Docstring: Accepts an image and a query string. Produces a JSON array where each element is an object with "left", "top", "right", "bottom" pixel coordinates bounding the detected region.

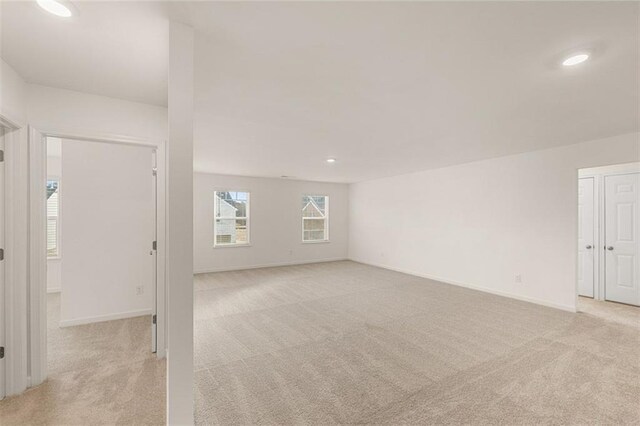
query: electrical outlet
[
  {"left": 136, "top": 285, "right": 144, "bottom": 295},
  {"left": 515, "top": 274, "right": 522, "bottom": 284}
]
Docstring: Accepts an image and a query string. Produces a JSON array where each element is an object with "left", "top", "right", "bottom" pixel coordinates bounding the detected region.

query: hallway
[{"left": 0, "top": 294, "right": 165, "bottom": 425}]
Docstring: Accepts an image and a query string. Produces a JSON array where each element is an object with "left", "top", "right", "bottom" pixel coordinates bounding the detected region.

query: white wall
[
  {"left": 0, "top": 58, "right": 26, "bottom": 125},
  {"left": 349, "top": 132, "right": 640, "bottom": 312},
  {"left": 0, "top": 62, "right": 166, "bottom": 139},
  {"left": 26, "top": 84, "right": 167, "bottom": 141},
  {"left": 60, "top": 138, "right": 154, "bottom": 326},
  {"left": 194, "top": 173, "right": 349, "bottom": 273}
]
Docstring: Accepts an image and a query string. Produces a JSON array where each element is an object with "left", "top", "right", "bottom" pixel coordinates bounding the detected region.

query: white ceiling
[
  {"left": 1, "top": 1, "right": 169, "bottom": 106},
  {"left": 191, "top": 2, "right": 639, "bottom": 182},
  {"left": 2, "top": 2, "right": 638, "bottom": 183}
]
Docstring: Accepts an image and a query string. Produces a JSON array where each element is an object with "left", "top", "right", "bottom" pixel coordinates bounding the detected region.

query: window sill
[
  {"left": 302, "top": 240, "right": 331, "bottom": 244},
  {"left": 213, "top": 243, "right": 252, "bottom": 249}
]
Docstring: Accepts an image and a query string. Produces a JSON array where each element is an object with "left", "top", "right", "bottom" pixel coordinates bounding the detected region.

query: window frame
[
  {"left": 213, "top": 190, "right": 251, "bottom": 248},
  {"left": 301, "top": 194, "right": 330, "bottom": 243},
  {"left": 47, "top": 177, "right": 62, "bottom": 259}
]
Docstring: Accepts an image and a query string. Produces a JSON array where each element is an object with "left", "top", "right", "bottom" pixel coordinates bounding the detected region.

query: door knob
[
  {"left": 606, "top": 246, "right": 614, "bottom": 251},
  {"left": 586, "top": 245, "right": 592, "bottom": 249}
]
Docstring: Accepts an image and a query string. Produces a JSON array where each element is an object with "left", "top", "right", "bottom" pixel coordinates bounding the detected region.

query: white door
[
  {"left": 578, "top": 178, "right": 595, "bottom": 297},
  {"left": 604, "top": 173, "right": 640, "bottom": 306}
]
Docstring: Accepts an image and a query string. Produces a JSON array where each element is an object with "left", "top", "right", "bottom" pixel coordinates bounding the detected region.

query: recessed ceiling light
[
  {"left": 326, "top": 158, "right": 336, "bottom": 163},
  {"left": 37, "top": 0, "right": 74, "bottom": 17},
  {"left": 562, "top": 53, "right": 589, "bottom": 67}
]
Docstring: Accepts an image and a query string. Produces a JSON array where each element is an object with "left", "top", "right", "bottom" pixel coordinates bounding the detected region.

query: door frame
[
  {"left": 577, "top": 177, "right": 596, "bottom": 298},
  {"left": 577, "top": 162, "right": 640, "bottom": 305},
  {"left": 0, "top": 113, "right": 28, "bottom": 398},
  {"left": 26, "top": 129, "right": 167, "bottom": 388},
  {"left": 0, "top": 126, "right": 4, "bottom": 400}
]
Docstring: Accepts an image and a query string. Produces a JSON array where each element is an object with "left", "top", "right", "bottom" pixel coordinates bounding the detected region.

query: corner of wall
[{"left": 0, "top": 58, "right": 27, "bottom": 126}]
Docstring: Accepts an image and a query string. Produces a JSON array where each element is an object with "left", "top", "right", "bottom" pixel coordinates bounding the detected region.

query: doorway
[
  {"left": 45, "top": 136, "right": 158, "bottom": 347},
  {"left": 577, "top": 162, "right": 640, "bottom": 307},
  {"left": 0, "top": 127, "right": 166, "bottom": 419},
  {"left": 34, "top": 135, "right": 166, "bottom": 421}
]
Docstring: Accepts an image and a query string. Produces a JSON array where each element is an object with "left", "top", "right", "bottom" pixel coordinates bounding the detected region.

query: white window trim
[
  {"left": 47, "top": 176, "right": 62, "bottom": 259},
  {"left": 301, "top": 194, "right": 330, "bottom": 243},
  {"left": 214, "top": 190, "right": 251, "bottom": 248}
]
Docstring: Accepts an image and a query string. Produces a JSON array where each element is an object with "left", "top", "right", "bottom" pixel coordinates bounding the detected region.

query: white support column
[{"left": 167, "top": 21, "right": 194, "bottom": 425}]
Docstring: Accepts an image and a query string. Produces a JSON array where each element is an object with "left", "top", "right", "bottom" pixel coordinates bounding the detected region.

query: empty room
[{"left": 0, "top": 1, "right": 639, "bottom": 425}]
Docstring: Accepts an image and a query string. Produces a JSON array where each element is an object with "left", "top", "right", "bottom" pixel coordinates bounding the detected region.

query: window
[
  {"left": 47, "top": 179, "right": 60, "bottom": 257},
  {"left": 214, "top": 191, "right": 250, "bottom": 246},
  {"left": 302, "top": 195, "right": 329, "bottom": 242}
]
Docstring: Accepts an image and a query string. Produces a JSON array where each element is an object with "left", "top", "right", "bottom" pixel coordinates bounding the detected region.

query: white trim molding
[
  {"left": 59, "top": 309, "right": 153, "bottom": 328},
  {"left": 350, "top": 259, "right": 577, "bottom": 313},
  {"left": 3, "top": 125, "right": 29, "bottom": 397},
  {"left": 193, "top": 257, "right": 348, "bottom": 275}
]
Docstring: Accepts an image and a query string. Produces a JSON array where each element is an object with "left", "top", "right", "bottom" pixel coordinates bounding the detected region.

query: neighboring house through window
[
  {"left": 47, "top": 179, "right": 60, "bottom": 257},
  {"left": 302, "top": 195, "right": 329, "bottom": 242},
  {"left": 214, "top": 191, "right": 250, "bottom": 246}
]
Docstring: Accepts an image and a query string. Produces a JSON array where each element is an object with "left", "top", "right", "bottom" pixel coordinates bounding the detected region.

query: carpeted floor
[
  {"left": 578, "top": 295, "right": 640, "bottom": 328},
  {"left": 1, "top": 261, "right": 638, "bottom": 425},
  {"left": 194, "top": 261, "right": 640, "bottom": 425},
  {"left": 0, "top": 293, "right": 165, "bottom": 425}
]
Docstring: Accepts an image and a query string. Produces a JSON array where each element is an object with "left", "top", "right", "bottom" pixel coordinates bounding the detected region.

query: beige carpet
[
  {"left": 578, "top": 295, "right": 640, "bottom": 329},
  {"left": 0, "top": 293, "right": 165, "bottom": 425},
  {"left": 194, "top": 261, "right": 640, "bottom": 425},
  {"left": 2, "top": 262, "right": 638, "bottom": 425}
]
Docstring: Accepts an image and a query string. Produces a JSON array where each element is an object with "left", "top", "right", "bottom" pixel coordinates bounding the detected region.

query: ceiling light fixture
[
  {"left": 326, "top": 158, "right": 336, "bottom": 163},
  {"left": 562, "top": 53, "right": 589, "bottom": 67},
  {"left": 37, "top": 0, "right": 74, "bottom": 17}
]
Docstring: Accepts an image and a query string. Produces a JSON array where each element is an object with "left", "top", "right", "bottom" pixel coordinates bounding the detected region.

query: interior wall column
[{"left": 167, "top": 21, "right": 194, "bottom": 425}]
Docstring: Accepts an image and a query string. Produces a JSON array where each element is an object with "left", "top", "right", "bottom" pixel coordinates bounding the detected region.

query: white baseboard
[
  {"left": 350, "top": 259, "right": 577, "bottom": 313},
  {"left": 47, "top": 287, "right": 61, "bottom": 294},
  {"left": 59, "top": 308, "right": 152, "bottom": 327},
  {"left": 194, "top": 257, "right": 348, "bottom": 274}
]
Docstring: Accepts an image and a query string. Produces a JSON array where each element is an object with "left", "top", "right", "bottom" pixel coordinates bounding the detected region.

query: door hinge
[
  {"left": 0, "top": 248, "right": 4, "bottom": 261},
  {"left": 0, "top": 150, "right": 4, "bottom": 162},
  {"left": 152, "top": 314, "right": 157, "bottom": 325},
  {"left": 152, "top": 167, "right": 157, "bottom": 176},
  {"left": 152, "top": 241, "right": 157, "bottom": 251},
  {"left": 0, "top": 347, "right": 4, "bottom": 359}
]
